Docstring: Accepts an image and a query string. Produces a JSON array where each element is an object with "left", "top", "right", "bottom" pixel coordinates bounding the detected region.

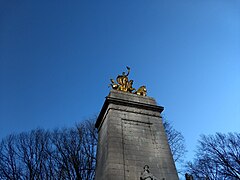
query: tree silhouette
[
  {"left": 0, "top": 119, "right": 97, "bottom": 180},
  {"left": 186, "top": 132, "right": 240, "bottom": 179}
]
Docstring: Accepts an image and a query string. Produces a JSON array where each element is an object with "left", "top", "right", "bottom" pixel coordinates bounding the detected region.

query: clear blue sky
[{"left": 0, "top": 0, "right": 239, "bottom": 162}]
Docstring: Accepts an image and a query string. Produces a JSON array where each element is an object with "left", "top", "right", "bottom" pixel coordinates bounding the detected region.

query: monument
[{"left": 95, "top": 67, "right": 179, "bottom": 180}]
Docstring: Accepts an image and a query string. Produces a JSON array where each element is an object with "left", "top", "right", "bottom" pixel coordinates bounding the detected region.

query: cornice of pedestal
[{"left": 95, "top": 90, "right": 164, "bottom": 129}]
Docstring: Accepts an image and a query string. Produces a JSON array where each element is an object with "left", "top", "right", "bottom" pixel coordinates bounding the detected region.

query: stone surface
[{"left": 95, "top": 90, "right": 179, "bottom": 180}]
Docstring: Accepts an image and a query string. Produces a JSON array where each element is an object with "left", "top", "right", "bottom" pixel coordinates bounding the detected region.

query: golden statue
[
  {"left": 135, "top": 86, "right": 147, "bottom": 96},
  {"left": 109, "top": 66, "right": 147, "bottom": 96},
  {"left": 126, "top": 80, "right": 135, "bottom": 93}
]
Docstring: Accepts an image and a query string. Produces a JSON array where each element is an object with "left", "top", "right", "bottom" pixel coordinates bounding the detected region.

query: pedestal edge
[{"left": 95, "top": 91, "right": 164, "bottom": 129}]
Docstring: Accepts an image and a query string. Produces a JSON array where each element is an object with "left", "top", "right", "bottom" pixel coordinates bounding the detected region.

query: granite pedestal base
[{"left": 95, "top": 90, "right": 178, "bottom": 180}]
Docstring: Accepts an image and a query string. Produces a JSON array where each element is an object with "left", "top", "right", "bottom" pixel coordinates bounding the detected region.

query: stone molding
[{"left": 95, "top": 90, "right": 164, "bottom": 129}]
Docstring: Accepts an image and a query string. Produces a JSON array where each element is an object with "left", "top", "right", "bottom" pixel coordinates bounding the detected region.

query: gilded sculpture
[{"left": 109, "top": 66, "right": 147, "bottom": 96}]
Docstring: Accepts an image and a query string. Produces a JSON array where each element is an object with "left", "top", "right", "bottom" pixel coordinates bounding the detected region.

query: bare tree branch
[{"left": 186, "top": 132, "right": 240, "bottom": 179}]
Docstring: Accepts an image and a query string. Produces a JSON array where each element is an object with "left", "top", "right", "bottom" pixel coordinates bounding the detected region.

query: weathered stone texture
[{"left": 95, "top": 90, "right": 179, "bottom": 180}]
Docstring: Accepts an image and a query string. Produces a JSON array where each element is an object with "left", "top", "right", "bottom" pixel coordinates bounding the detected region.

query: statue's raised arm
[{"left": 126, "top": 66, "right": 130, "bottom": 76}]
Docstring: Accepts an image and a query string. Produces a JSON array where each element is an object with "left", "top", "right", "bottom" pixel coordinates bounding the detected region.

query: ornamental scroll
[{"left": 109, "top": 66, "right": 147, "bottom": 96}]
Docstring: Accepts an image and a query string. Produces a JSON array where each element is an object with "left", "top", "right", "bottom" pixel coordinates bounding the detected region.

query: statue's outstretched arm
[
  {"left": 110, "top": 79, "right": 115, "bottom": 83},
  {"left": 126, "top": 66, "right": 130, "bottom": 76}
]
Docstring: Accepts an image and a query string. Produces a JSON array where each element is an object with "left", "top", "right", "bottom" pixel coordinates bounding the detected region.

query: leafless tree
[
  {"left": 50, "top": 119, "right": 97, "bottom": 180},
  {"left": 186, "top": 132, "right": 240, "bottom": 180},
  {"left": 16, "top": 129, "right": 51, "bottom": 180},
  {"left": 0, "top": 119, "right": 97, "bottom": 180},
  {"left": 0, "top": 129, "right": 52, "bottom": 180},
  {"left": 0, "top": 134, "right": 21, "bottom": 180},
  {"left": 77, "top": 120, "right": 97, "bottom": 179},
  {"left": 162, "top": 118, "right": 187, "bottom": 165}
]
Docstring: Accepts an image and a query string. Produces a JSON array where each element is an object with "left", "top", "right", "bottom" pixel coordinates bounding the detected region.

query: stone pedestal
[{"left": 95, "top": 90, "right": 179, "bottom": 180}]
